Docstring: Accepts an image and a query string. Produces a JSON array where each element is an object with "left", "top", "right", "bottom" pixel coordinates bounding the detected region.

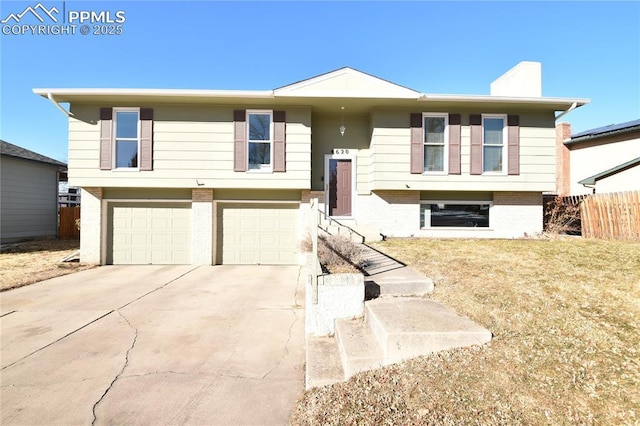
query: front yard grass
[
  {"left": 291, "top": 238, "right": 640, "bottom": 425},
  {"left": 0, "top": 239, "right": 93, "bottom": 291}
]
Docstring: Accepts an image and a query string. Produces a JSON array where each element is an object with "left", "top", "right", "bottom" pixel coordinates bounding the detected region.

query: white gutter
[
  {"left": 34, "top": 88, "right": 275, "bottom": 99},
  {"left": 47, "top": 93, "right": 73, "bottom": 117},
  {"left": 419, "top": 93, "right": 589, "bottom": 107},
  {"left": 555, "top": 101, "right": 578, "bottom": 121}
]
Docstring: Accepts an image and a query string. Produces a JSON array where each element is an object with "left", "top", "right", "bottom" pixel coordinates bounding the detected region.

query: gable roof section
[
  {"left": 566, "top": 119, "right": 640, "bottom": 146},
  {"left": 578, "top": 157, "right": 640, "bottom": 185},
  {"left": 0, "top": 140, "right": 66, "bottom": 167},
  {"left": 273, "top": 67, "right": 421, "bottom": 99}
]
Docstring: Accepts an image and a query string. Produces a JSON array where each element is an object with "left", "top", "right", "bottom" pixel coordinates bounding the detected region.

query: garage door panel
[
  {"left": 109, "top": 203, "right": 191, "bottom": 265},
  {"left": 130, "top": 250, "right": 149, "bottom": 263},
  {"left": 217, "top": 204, "right": 298, "bottom": 265},
  {"left": 171, "top": 234, "right": 190, "bottom": 245},
  {"left": 172, "top": 218, "right": 189, "bottom": 228}
]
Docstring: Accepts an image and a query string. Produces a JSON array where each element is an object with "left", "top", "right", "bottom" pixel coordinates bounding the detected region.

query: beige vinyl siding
[
  {"left": 0, "top": 156, "right": 59, "bottom": 243},
  {"left": 67, "top": 105, "right": 311, "bottom": 189},
  {"left": 369, "top": 110, "right": 557, "bottom": 192},
  {"left": 103, "top": 188, "right": 192, "bottom": 200},
  {"left": 310, "top": 113, "right": 370, "bottom": 193}
]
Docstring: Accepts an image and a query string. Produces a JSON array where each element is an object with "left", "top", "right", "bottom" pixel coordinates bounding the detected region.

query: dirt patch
[{"left": 0, "top": 239, "right": 94, "bottom": 291}]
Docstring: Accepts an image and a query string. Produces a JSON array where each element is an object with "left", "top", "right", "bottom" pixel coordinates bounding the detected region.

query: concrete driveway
[{"left": 0, "top": 265, "right": 305, "bottom": 425}]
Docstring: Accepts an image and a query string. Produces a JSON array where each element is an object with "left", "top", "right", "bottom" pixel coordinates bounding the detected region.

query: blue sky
[{"left": 1, "top": 1, "right": 639, "bottom": 162}]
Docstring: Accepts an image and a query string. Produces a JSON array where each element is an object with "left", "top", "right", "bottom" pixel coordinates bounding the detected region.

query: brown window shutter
[
  {"left": 507, "top": 115, "right": 520, "bottom": 175},
  {"left": 448, "top": 114, "right": 461, "bottom": 175},
  {"left": 273, "top": 110, "right": 286, "bottom": 172},
  {"left": 469, "top": 114, "right": 482, "bottom": 175},
  {"left": 233, "top": 110, "right": 247, "bottom": 172},
  {"left": 99, "top": 108, "right": 113, "bottom": 170},
  {"left": 139, "top": 108, "right": 153, "bottom": 171},
  {"left": 410, "top": 113, "right": 423, "bottom": 174}
]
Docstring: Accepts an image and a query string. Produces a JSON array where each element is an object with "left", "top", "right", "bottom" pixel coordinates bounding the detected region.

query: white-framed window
[
  {"left": 113, "top": 108, "right": 140, "bottom": 169},
  {"left": 482, "top": 114, "right": 507, "bottom": 174},
  {"left": 247, "top": 110, "right": 273, "bottom": 171},
  {"left": 420, "top": 201, "right": 491, "bottom": 228},
  {"left": 423, "top": 113, "right": 448, "bottom": 173}
]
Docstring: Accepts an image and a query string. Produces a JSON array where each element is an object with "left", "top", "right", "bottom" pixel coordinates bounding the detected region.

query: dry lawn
[
  {"left": 291, "top": 238, "right": 640, "bottom": 425},
  {"left": 0, "top": 239, "right": 93, "bottom": 291}
]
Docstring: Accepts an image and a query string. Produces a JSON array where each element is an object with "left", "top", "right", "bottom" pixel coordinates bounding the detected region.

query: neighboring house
[
  {"left": 34, "top": 62, "right": 589, "bottom": 265},
  {"left": 0, "top": 140, "right": 67, "bottom": 243},
  {"left": 556, "top": 119, "right": 640, "bottom": 195}
]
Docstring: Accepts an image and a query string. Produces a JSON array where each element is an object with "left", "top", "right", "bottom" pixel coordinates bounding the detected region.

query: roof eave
[
  {"left": 565, "top": 126, "right": 640, "bottom": 146},
  {"left": 33, "top": 88, "right": 590, "bottom": 112},
  {"left": 419, "top": 94, "right": 590, "bottom": 109},
  {"left": 33, "top": 88, "right": 276, "bottom": 102}
]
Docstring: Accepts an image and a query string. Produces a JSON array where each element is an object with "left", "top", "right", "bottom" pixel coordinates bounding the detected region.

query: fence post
[{"left": 311, "top": 198, "right": 319, "bottom": 304}]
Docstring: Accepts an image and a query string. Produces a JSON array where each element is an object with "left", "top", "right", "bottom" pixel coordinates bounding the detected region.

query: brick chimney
[{"left": 555, "top": 122, "right": 572, "bottom": 195}]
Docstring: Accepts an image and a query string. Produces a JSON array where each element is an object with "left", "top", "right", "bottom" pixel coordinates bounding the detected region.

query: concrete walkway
[
  {"left": 1, "top": 265, "right": 305, "bottom": 425},
  {"left": 361, "top": 244, "right": 434, "bottom": 297},
  {"left": 306, "top": 244, "right": 491, "bottom": 389}
]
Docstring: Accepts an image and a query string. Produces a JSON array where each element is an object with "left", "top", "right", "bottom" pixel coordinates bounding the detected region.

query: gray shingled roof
[
  {"left": 0, "top": 140, "right": 66, "bottom": 167},
  {"left": 566, "top": 119, "right": 640, "bottom": 145}
]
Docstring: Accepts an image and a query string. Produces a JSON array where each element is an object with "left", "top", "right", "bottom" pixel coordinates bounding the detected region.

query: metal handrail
[{"left": 316, "top": 208, "right": 366, "bottom": 242}]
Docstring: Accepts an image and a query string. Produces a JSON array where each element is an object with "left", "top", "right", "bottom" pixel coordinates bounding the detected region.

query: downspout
[
  {"left": 581, "top": 183, "right": 596, "bottom": 194},
  {"left": 47, "top": 93, "right": 74, "bottom": 117},
  {"left": 555, "top": 101, "right": 578, "bottom": 121}
]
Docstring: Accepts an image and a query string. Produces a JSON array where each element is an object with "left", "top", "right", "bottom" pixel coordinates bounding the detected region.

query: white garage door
[
  {"left": 109, "top": 203, "right": 191, "bottom": 264},
  {"left": 217, "top": 203, "right": 299, "bottom": 265}
]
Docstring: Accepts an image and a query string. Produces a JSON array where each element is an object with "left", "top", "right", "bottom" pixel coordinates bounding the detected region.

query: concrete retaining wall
[{"left": 305, "top": 262, "right": 365, "bottom": 336}]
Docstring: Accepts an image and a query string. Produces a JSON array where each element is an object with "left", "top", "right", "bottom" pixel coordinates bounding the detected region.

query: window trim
[
  {"left": 482, "top": 114, "right": 508, "bottom": 175},
  {"left": 422, "top": 113, "right": 449, "bottom": 175},
  {"left": 246, "top": 109, "right": 274, "bottom": 173},
  {"left": 113, "top": 107, "right": 141, "bottom": 171},
  {"left": 420, "top": 200, "right": 493, "bottom": 229}
]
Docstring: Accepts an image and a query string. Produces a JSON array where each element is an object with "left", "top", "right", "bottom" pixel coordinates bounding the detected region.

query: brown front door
[{"left": 329, "top": 159, "right": 352, "bottom": 216}]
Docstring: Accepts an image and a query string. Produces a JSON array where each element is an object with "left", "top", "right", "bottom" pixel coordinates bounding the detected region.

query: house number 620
[{"left": 333, "top": 149, "right": 350, "bottom": 154}]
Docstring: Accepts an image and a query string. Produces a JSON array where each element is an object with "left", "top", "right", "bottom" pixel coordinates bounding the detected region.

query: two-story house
[{"left": 34, "top": 62, "right": 588, "bottom": 266}]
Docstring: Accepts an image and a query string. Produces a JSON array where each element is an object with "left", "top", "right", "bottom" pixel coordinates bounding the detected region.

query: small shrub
[
  {"left": 302, "top": 233, "right": 367, "bottom": 273},
  {"left": 544, "top": 195, "right": 581, "bottom": 235},
  {"left": 320, "top": 234, "right": 367, "bottom": 273}
]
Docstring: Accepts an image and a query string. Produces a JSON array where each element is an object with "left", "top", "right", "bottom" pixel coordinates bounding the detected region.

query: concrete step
[
  {"left": 359, "top": 245, "right": 434, "bottom": 297},
  {"left": 335, "top": 318, "right": 384, "bottom": 379},
  {"left": 366, "top": 298, "right": 492, "bottom": 364},
  {"left": 305, "top": 336, "right": 344, "bottom": 390},
  {"left": 365, "top": 267, "right": 434, "bottom": 296},
  {"left": 360, "top": 246, "right": 405, "bottom": 274}
]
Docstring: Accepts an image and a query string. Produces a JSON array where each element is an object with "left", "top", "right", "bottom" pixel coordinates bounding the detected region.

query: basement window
[{"left": 420, "top": 202, "right": 491, "bottom": 228}]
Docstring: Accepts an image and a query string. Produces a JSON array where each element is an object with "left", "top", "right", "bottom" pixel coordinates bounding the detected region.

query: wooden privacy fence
[
  {"left": 580, "top": 191, "right": 640, "bottom": 240},
  {"left": 59, "top": 207, "right": 80, "bottom": 239}
]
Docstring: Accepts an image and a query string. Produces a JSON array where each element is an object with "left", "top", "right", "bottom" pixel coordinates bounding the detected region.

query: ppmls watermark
[{"left": 1, "top": 2, "right": 126, "bottom": 36}]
